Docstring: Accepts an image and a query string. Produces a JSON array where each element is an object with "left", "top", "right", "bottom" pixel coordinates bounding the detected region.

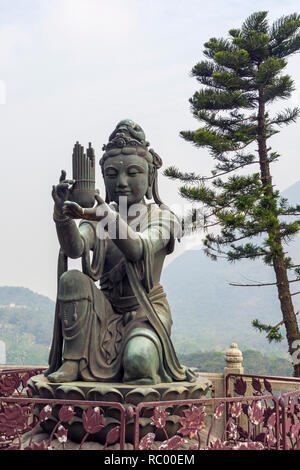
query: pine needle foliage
[{"left": 165, "top": 11, "right": 300, "bottom": 375}]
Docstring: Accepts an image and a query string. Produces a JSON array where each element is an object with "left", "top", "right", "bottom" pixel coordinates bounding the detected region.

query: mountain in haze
[
  {"left": 0, "top": 287, "right": 55, "bottom": 341},
  {"left": 0, "top": 287, "right": 55, "bottom": 365},
  {"left": 162, "top": 249, "right": 290, "bottom": 356},
  {"left": 162, "top": 181, "right": 300, "bottom": 357},
  {"left": 0, "top": 286, "right": 55, "bottom": 315},
  {"left": 279, "top": 180, "right": 300, "bottom": 206}
]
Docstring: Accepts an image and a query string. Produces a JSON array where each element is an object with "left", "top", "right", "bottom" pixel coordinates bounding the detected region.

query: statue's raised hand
[{"left": 52, "top": 170, "right": 75, "bottom": 213}]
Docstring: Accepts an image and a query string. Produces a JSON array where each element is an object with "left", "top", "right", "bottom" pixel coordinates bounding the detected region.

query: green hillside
[
  {"left": 0, "top": 286, "right": 294, "bottom": 375},
  {"left": 178, "top": 350, "right": 293, "bottom": 377},
  {"left": 0, "top": 286, "right": 55, "bottom": 365}
]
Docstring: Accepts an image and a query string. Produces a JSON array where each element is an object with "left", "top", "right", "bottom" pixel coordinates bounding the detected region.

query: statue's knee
[
  {"left": 123, "top": 337, "right": 159, "bottom": 381},
  {"left": 58, "top": 270, "right": 90, "bottom": 298}
]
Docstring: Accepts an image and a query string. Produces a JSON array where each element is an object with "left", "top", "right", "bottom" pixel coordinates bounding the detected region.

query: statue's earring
[
  {"left": 146, "top": 166, "right": 155, "bottom": 200},
  {"left": 146, "top": 185, "right": 153, "bottom": 200}
]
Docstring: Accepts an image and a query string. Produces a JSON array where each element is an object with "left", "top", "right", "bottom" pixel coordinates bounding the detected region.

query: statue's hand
[
  {"left": 94, "top": 193, "right": 105, "bottom": 207},
  {"left": 62, "top": 201, "right": 84, "bottom": 219},
  {"left": 52, "top": 170, "right": 75, "bottom": 213},
  {"left": 62, "top": 194, "right": 106, "bottom": 221},
  {"left": 87, "top": 193, "right": 111, "bottom": 221}
]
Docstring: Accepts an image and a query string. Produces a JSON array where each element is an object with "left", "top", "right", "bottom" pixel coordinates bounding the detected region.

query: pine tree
[{"left": 165, "top": 11, "right": 300, "bottom": 375}]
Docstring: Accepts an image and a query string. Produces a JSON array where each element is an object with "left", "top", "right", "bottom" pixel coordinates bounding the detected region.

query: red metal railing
[
  {"left": 278, "top": 390, "right": 300, "bottom": 450},
  {"left": 0, "top": 395, "right": 126, "bottom": 450},
  {"left": 133, "top": 394, "right": 280, "bottom": 450},
  {"left": 0, "top": 368, "right": 299, "bottom": 450},
  {"left": 225, "top": 372, "right": 300, "bottom": 398}
]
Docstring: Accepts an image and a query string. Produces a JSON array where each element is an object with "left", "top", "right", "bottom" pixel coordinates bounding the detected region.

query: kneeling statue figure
[{"left": 45, "top": 120, "right": 196, "bottom": 385}]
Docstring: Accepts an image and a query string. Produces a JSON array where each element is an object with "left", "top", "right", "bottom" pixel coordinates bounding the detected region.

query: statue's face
[{"left": 103, "top": 153, "right": 149, "bottom": 207}]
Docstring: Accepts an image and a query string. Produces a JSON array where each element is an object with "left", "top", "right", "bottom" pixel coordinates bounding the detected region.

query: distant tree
[
  {"left": 179, "top": 349, "right": 292, "bottom": 376},
  {"left": 242, "top": 350, "right": 292, "bottom": 376},
  {"left": 1, "top": 330, "right": 48, "bottom": 366},
  {"left": 165, "top": 12, "right": 300, "bottom": 375}
]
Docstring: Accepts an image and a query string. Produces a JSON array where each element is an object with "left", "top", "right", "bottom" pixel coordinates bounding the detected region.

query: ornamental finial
[{"left": 225, "top": 343, "right": 243, "bottom": 367}]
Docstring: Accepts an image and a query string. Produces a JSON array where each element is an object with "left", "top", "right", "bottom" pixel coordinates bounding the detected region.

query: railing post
[
  {"left": 223, "top": 343, "right": 244, "bottom": 428},
  {"left": 224, "top": 343, "right": 244, "bottom": 380}
]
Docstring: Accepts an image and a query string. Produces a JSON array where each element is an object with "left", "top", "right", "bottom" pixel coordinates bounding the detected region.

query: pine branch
[
  {"left": 252, "top": 319, "right": 283, "bottom": 342},
  {"left": 272, "top": 34, "right": 300, "bottom": 58},
  {"left": 189, "top": 88, "right": 255, "bottom": 111},
  {"left": 241, "top": 11, "right": 269, "bottom": 36},
  {"left": 264, "top": 75, "right": 295, "bottom": 102},
  {"left": 279, "top": 212, "right": 300, "bottom": 216},
  {"left": 193, "top": 109, "right": 257, "bottom": 131},
  {"left": 163, "top": 167, "right": 203, "bottom": 183},
  {"left": 229, "top": 278, "right": 300, "bottom": 287},
  {"left": 270, "top": 13, "right": 300, "bottom": 45},
  {"left": 229, "top": 281, "right": 278, "bottom": 287},
  {"left": 203, "top": 237, "right": 266, "bottom": 260},
  {"left": 269, "top": 107, "right": 300, "bottom": 126},
  {"left": 164, "top": 158, "right": 260, "bottom": 184},
  {"left": 203, "top": 37, "right": 236, "bottom": 59},
  {"left": 205, "top": 159, "right": 260, "bottom": 178},
  {"left": 203, "top": 221, "right": 220, "bottom": 229},
  {"left": 270, "top": 14, "right": 300, "bottom": 58}
]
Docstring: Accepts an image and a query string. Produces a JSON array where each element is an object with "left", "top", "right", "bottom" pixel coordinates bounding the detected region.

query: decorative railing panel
[
  {"left": 0, "top": 368, "right": 45, "bottom": 397},
  {"left": 0, "top": 396, "right": 126, "bottom": 450},
  {"left": 226, "top": 373, "right": 300, "bottom": 398},
  {"left": 133, "top": 394, "right": 280, "bottom": 450},
  {"left": 279, "top": 391, "right": 300, "bottom": 450}
]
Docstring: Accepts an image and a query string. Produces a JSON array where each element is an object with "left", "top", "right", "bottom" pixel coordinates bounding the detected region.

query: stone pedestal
[{"left": 28, "top": 374, "right": 212, "bottom": 444}]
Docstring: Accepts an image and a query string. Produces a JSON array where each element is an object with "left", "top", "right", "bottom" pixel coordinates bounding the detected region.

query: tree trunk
[
  {"left": 258, "top": 93, "right": 300, "bottom": 376},
  {"left": 273, "top": 258, "right": 300, "bottom": 376}
]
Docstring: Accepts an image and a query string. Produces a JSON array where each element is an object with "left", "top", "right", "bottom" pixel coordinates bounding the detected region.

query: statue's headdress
[{"left": 100, "top": 119, "right": 165, "bottom": 207}]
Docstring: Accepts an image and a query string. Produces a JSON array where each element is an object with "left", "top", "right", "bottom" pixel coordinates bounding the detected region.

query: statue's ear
[{"left": 100, "top": 165, "right": 110, "bottom": 203}]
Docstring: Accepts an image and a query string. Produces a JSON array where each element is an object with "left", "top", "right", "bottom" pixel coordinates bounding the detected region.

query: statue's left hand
[{"left": 62, "top": 201, "right": 84, "bottom": 219}]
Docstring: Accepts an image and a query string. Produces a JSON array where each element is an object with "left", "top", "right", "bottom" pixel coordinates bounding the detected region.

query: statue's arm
[
  {"left": 109, "top": 209, "right": 179, "bottom": 261},
  {"left": 54, "top": 210, "right": 95, "bottom": 258},
  {"left": 61, "top": 197, "right": 177, "bottom": 262},
  {"left": 112, "top": 216, "right": 144, "bottom": 262},
  {"left": 139, "top": 210, "right": 180, "bottom": 255},
  {"left": 52, "top": 170, "right": 95, "bottom": 259},
  {"left": 61, "top": 196, "right": 144, "bottom": 262},
  {"left": 112, "top": 216, "right": 173, "bottom": 260}
]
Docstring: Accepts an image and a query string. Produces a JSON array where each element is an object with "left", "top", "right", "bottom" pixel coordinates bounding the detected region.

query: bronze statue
[{"left": 45, "top": 120, "right": 196, "bottom": 385}]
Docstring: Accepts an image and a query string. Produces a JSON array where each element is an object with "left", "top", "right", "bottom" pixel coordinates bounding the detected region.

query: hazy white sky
[{"left": 0, "top": 0, "right": 299, "bottom": 299}]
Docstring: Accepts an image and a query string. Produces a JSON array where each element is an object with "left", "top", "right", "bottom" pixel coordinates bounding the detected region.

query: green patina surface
[{"left": 45, "top": 120, "right": 197, "bottom": 386}]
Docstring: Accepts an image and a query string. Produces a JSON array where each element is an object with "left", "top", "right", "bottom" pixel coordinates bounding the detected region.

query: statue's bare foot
[{"left": 47, "top": 360, "right": 79, "bottom": 383}]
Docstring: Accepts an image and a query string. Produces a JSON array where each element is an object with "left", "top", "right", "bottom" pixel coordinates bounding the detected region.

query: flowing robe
[{"left": 46, "top": 203, "right": 196, "bottom": 383}]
